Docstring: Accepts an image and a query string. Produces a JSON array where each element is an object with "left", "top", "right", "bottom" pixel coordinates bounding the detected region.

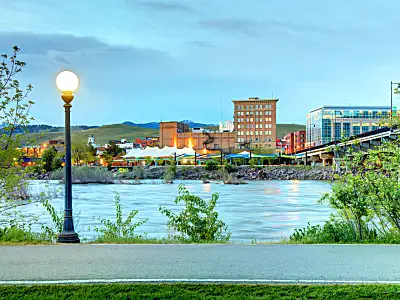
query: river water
[{"left": 25, "top": 180, "right": 332, "bottom": 242}]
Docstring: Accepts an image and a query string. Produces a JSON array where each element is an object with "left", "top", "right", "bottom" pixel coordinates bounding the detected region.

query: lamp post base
[{"left": 57, "top": 232, "right": 80, "bottom": 243}]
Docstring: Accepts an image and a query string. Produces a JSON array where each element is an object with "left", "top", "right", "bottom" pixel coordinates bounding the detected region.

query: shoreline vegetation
[{"left": 32, "top": 165, "right": 340, "bottom": 184}]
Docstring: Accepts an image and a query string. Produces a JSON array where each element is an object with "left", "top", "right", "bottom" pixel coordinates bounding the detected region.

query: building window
[
  {"left": 238, "top": 124, "right": 241, "bottom": 129},
  {"left": 250, "top": 111, "right": 253, "bottom": 115},
  {"left": 237, "top": 138, "right": 241, "bottom": 142},
  {"left": 256, "top": 131, "right": 259, "bottom": 135},
  {"left": 256, "top": 138, "right": 259, "bottom": 142},
  {"left": 246, "top": 118, "right": 249, "bottom": 122},
  {"left": 246, "top": 131, "right": 249, "bottom": 135},
  {"left": 246, "top": 111, "right": 249, "bottom": 116},
  {"left": 250, "top": 124, "right": 253, "bottom": 128},
  {"left": 256, "top": 111, "right": 259, "bottom": 115},
  {"left": 259, "top": 124, "right": 263, "bottom": 129},
  {"left": 255, "top": 105, "right": 258, "bottom": 109},
  {"left": 255, "top": 118, "right": 259, "bottom": 122},
  {"left": 259, "top": 111, "right": 263, "bottom": 116},
  {"left": 246, "top": 105, "right": 249, "bottom": 109},
  {"left": 256, "top": 124, "right": 259, "bottom": 129},
  {"left": 250, "top": 131, "right": 253, "bottom": 135},
  {"left": 250, "top": 118, "right": 253, "bottom": 122}
]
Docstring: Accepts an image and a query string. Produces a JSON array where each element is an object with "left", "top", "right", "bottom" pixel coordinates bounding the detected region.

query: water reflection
[{"left": 25, "top": 180, "right": 332, "bottom": 242}]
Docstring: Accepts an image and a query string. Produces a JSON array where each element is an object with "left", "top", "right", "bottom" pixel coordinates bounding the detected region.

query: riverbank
[
  {"left": 32, "top": 166, "right": 339, "bottom": 182},
  {"left": 121, "top": 165, "right": 339, "bottom": 181}
]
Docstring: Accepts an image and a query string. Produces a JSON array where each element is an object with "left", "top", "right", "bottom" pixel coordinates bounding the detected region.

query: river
[{"left": 25, "top": 180, "right": 332, "bottom": 242}]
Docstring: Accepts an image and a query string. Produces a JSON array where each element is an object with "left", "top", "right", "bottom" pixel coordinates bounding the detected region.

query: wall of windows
[{"left": 306, "top": 106, "right": 390, "bottom": 146}]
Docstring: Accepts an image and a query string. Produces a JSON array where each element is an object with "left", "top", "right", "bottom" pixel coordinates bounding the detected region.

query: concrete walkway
[{"left": 1, "top": 244, "right": 400, "bottom": 284}]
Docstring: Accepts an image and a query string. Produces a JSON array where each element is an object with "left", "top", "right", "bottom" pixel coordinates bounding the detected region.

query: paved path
[{"left": 1, "top": 244, "right": 400, "bottom": 284}]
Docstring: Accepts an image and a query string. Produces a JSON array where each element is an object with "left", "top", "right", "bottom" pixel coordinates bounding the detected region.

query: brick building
[
  {"left": 159, "top": 121, "right": 235, "bottom": 152},
  {"left": 284, "top": 130, "right": 306, "bottom": 154},
  {"left": 232, "top": 97, "right": 278, "bottom": 150},
  {"left": 135, "top": 137, "right": 159, "bottom": 148}
]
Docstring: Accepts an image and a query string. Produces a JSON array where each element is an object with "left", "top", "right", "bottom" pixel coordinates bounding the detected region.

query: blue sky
[{"left": 1, "top": 0, "right": 400, "bottom": 126}]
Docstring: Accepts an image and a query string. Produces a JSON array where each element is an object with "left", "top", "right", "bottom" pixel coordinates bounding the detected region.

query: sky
[{"left": 1, "top": 0, "right": 400, "bottom": 126}]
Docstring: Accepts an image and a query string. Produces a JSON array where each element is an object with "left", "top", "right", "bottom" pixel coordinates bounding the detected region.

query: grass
[
  {"left": 1, "top": 283, "right": 400, "bottom": 299},
  {"left": 276, "top": 123, "right": 306, "bottom": 139},
  {"left": 0, "top": 227, "right": 53, "bottom": 245},
  {"left": 26, "top": 124, "right": 159, "bottom": 145},
  {"left": 89, "top": 236, "right": 229, "bottom": 244}
]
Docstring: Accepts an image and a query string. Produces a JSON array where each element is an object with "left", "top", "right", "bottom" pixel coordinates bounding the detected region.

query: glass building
[{"left": 306, "top": 106, "right": 390, "bottom": 147}]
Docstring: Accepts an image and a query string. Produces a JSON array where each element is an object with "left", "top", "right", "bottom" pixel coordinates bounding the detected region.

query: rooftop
[
  {"left": 232, "top": 97, "right": 279, "bottom": 102},
  {"left": 309, "top": 105, "right": 391, "bottom": 113}
]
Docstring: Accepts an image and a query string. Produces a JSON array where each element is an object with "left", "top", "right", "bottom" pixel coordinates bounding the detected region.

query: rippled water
[{"left": 25, "top": 180, "right": 332, "bottom": 242}]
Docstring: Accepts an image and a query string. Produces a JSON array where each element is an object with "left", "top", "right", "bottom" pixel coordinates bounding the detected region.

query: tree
[
  {"left": 72, "top": 141, "right": 95, "bottom": 165},
  {"left": 41, "top": 147, "right": 57, "bottom": 172},
  {"left": 105, "top": 141, "right": 124, "bottom": 157},
  {"left": 0, "top": 46, "right": 36, "bottom": 226}
]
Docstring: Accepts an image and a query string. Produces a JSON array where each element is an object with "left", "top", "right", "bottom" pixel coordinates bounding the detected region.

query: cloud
[
  {"left": 198, "top": 18, "right": 347, "bottom": 37},
  {"left": 185, "top": 40, "right": 215, "bottom": 48},
  {"left": 134, "top": 0, "right": 192, "bottom": 12},
  {"left": 199, "top": 19, "right": 259, "bottom": 36}
]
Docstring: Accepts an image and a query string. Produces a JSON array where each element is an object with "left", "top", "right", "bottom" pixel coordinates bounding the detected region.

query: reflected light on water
[
  {"left": 289, "top": 180, "right": 300, "bottom": 193},
  {"left": 202, "top": 183, "right": 211, "bottom": 193}
]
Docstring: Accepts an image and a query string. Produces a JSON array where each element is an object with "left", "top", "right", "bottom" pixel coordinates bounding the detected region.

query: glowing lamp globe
[{"left": 56, "top": 71, "right": 79, "bottom": 93}]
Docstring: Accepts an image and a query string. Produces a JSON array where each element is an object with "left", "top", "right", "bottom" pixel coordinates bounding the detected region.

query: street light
[
  {"left": 56, "top": 70, "right": 80, "bottom": 243},
  {"left": 390, "top": 81, "right": 400, "bottom": 120}
]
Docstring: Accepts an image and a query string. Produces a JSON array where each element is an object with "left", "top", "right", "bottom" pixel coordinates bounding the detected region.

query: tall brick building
[{"left": 232, "top": 97, "right": 278, "bottom": 150}]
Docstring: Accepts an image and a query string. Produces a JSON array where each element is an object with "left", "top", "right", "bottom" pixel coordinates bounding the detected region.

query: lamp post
[
  {"left": 390, "top": 81, "right": 400, "bottom": 121},
  {"left": 56, "top": 71, "right": 80, "bottom": 243}
]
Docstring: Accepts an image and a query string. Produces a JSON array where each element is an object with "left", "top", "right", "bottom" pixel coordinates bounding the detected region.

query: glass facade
[{"left": 306, "top": 106, "right": 390, "bottom": 147}]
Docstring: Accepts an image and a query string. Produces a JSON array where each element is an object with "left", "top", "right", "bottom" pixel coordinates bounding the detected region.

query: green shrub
[
  {"left": 164, "top": 165, "right": 176, "bottom": 183},
  {"left": 92, "top": 193, "right": 148, "bottom": 241},
  {"left": 205, "top": 160, "right": 219, "bottom": 171},
  {"left": 159, "top": 185, "right": 231, "bottom": 242},
  {"left": 121, "top": 166, "right": 145, "bottom": 179},
  {"left": 249, "top": 158, "right": 258, "bottom": 167},
  {"left": 223, "top": 163, "right": 236, "bottom": 173},
  {"left": 51, "top": 166, "right": 114, "bottom": 184}
]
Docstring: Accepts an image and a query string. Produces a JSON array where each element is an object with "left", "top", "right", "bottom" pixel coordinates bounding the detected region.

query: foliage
[
  {"left": 105, "top": 141, "right": 124, "bottom": 157},
  {"left": 0, "top": 225, "right": 52, "bottom": 244},
  {"left": 3, "top": 284, "right": 400, "bottom": 300},
  {"left": 205, "top": 159, "right": 219, "bottom": 171},
  {"left": 72, "top": 141, "right": 95, "bottom": 165},
  {"left": 164, "top": 164, "right": 176, "bottom": 183},
  {"left": 51, "top": 166, "right": 114, "bottom": 184},
  {"left": 41, "top": 146, "right": 63, "bottom": 172},
  {"left": 91, "top": 193, "right": 148, "bottom": 241},
  {"left": 249, "top": 158, "right": 258, "bottom": 167},
  {"left": 223, "top": 162, "right": 236, "bottom": 173},
  {"left": 159, "top": 185, "right": 230, "bottom": 242},
  {"left": 295, "top": 129, "right": 400, "bottom": 243},
  {"left": 0, "top": 46, "right": 36, "bottom": 227},
  {"left": 120, "top": 166, "right": 145, "bottom": 179}
]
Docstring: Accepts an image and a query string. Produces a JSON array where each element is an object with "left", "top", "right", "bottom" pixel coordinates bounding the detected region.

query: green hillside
[
  {"left": 27, "top": 124, "right": 159, "bottom": 146},
  {"left": 26, "top": 123, "right": 304, "bottom": 146},
  {"left": 276, "top": 124, "right": 306, "bottom": 139}
]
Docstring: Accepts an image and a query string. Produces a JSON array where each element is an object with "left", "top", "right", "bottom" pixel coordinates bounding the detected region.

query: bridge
[{"left": 294, "top": 127, "right": 400, "bottom": 169}]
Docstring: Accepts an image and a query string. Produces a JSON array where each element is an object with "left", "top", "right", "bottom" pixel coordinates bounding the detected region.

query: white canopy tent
[{"left": 123, "top": 146, "right": 196, "bottom": 159}]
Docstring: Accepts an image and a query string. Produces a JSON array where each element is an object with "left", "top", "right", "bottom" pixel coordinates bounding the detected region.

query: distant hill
[
  {"left": 123, "top": 120, "right": 217, "bottom": 129},
  {"left": 276, "top": 124, "right": 306, "bottom": 139},
  {"left": 23, "top": 122, "right": 305, "bottom": 146}
]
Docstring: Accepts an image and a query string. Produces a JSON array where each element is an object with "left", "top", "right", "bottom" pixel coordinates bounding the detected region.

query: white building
[{"left": 219, "top": 120, "right": 234, "bottom": 132}]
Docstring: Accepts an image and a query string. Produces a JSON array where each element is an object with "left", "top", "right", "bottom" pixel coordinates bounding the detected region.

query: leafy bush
[
  {"left": 41, "top": 147, "right": 58, "bottom": 172},
  {"left": 223, "top": 163, "right": 236, "bottom": 173},
  {"left": 0, "top": 226, "right": 52, "bottom": 244},
  {"left": 92, "top": 193, "right": 148, "bottom": 241},
  {"left": 51, "top": 166, "right": 114, "bottom": 184},
  {"left": 120, "top": 166, "right": 145, "bottom": 180},
  {"left": 205, "top": 160, "right": 219, "bottom": 171},
  {"left": 164, "top": 165, "right": 176, "bottom": 183},
  {"left": 249, "top": 158, "right": 258, "bottom": 167},
  {"left": 159, "top": 185, "right": 231, "bottom": 242},
  {"left": 289, "top": 219, "right": 379, "bottom": 244}
]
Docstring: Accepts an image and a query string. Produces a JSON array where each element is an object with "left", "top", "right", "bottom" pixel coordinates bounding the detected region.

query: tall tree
[{"left": 0, "top": 46, "right": 36, "bottom": 226}]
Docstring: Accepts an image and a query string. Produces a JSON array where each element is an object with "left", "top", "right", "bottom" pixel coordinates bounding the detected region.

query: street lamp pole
[
  {"left": 56, "top": 71, "right": 80, "bottom": 244},
  {"left": 390, "top": 81, "right": 400, "bottom": 121}
]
